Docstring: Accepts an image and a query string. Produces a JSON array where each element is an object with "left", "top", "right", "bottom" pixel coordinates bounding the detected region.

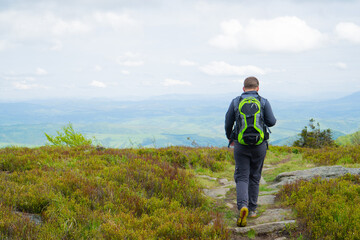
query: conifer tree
[{"left": 293, "top": 118, "right": 336, "bottom": 148}]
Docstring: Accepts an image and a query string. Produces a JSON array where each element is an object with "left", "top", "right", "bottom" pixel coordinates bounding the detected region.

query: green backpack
[{"left": 234, "top": 96, "right": 266, "bottom": 145}]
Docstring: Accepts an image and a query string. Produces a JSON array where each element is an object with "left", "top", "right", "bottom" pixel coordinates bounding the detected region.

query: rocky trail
[
  {"left": 199, "top": 171, "right": 296, "bottom": 240},
  {"left": 199, "top": 165, "right": 360, "bottom": 239}
]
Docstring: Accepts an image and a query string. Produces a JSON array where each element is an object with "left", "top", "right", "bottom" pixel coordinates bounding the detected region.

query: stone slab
[
  {"left": 232, "top": 220, "right": 296, "bottom": 235},
  {"left": 197, "top": 175, "right": 217, "bottom": 181},
  {"left": 202, "top": 187, "right": 230, "bottom": 199},
  {"left": 254, "top": 208, "right": 292, "bottom": 224},
  {"left": 257, "top": 195, "right": 276, "bottom": 205},
  {"left": 271, "top": 166, "right": 360, "bottom": 188}
]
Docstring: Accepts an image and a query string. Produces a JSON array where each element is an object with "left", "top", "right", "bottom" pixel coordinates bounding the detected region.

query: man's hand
[{"left": 228, "top": 139, "right": 234, "bottom": 148}]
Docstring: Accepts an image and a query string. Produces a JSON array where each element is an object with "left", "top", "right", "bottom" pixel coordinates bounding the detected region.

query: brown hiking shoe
[{"left": 237, "top": 206, "right": 248, "bottom": 227}]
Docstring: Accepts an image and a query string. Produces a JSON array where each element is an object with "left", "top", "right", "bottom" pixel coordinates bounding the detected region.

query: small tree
[
  {"left": 45, "top": 123, "right": 93, "bottom": 147},
  {"left": 293, "top": 118, "right": 336, "bottom": 148}
]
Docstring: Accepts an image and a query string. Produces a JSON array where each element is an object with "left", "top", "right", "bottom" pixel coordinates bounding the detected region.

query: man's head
[{"left": 243, "top": 76, "right": 259, "bottom": 92}]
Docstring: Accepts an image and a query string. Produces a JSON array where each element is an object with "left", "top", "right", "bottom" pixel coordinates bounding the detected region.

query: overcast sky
[{"left": 1, "top": 0, "right": 360, "bottom": 101}]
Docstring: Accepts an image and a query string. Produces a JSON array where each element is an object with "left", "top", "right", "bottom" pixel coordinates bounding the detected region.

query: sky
[{"left": 1, "top": 0, "right": 360, "bottom": 101}]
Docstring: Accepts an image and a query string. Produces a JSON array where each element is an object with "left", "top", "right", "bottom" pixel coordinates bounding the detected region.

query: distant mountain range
[{"left": 1, "top": 91, "right": 359, "bottom": 147}]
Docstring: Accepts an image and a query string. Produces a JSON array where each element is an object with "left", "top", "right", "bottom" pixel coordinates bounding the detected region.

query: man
[{"left": 225, "top": 76, "right": 276, "bottom": 227}]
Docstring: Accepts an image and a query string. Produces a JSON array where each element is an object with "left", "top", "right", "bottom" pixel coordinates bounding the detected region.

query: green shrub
[
  {"left": 277, "top": 174, "right": 360, "bottom": 239},
  {"left": 293, "top": 119, "right": 336, "bottom": 148},
  {"left": 44, "top": 123, "right": 93, "bottom": 147}
]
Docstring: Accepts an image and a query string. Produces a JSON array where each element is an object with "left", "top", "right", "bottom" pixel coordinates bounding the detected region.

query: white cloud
[
  {"left": 333, "top": 62, "right": 348, "bottom": 70},
  {"left": 94, "top": 65, "right": 103, "bottom": 71},
  {"left": 141, "top": 81, "right": 153, "bottom": 86},
  {"left": 90, "top": 80, "right": 106, "bottom": 88},
  {"left": 13, "top": 82, "right": 45, "bottom": 90},
  {"left": 119, "top": 60, "right": 144, "bottom": 67},
  {"left": 49, "top": 16, "right": 91, "bottom": 36},
  {"left": 179, "top": 60, "right": 198, "bottom": 66},
  {"left": 4, "top": 76, "right": 35, "bottom": 82},
  {"left": 121, "top": 70, "right": 130, "bottom": 75},
  {"left": 0, "top": 40, "right": 8, "bottom": 51},
  {"left": 210, "top": 16, "right": 325, "bottom": 53},
  {"left": 221, "top": 19, "right": 243, "bottom": 36},
  {"left": 117, "top": 52, "right": 144, "bottom": 67},
  {"left": 200, "top": 61, "right": 267, "bottom": 76},
  {"left": 50, "top": 40, "right": 63, "bottom": 51},
  {"left": 162, "top": 78, "right": 192, "bottom": 86},
  {"left": 0, "top": 10, "right": 139, "bottom": 41},
  {"left": 13, "top": 82, "right": 33, "bottom": 90},
  {"left": 335, "top": 22, "right": 360, "bottom": 44},
  {"left": 36, "top": 67, "right": 48, "bottom": 75},
  {"left": 209, "top": 19, "right": 243, "bottom": 50},
  {"left": 93, "top": 12, "right": 138, "bottom": 30},
  {"left": 0, "top": 11, "right": 92, "bottom": 39}
]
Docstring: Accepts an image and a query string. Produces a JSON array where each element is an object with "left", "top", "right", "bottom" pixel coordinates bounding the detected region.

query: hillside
[
  {"left": 336, "top": 130, "right": 360, "bottom": 145},
  {"left": 1, "top": 144, "right": 360, "bottom": 239},
  {"left": 1, "top": 91, "right": 360, "bottom": 147}
]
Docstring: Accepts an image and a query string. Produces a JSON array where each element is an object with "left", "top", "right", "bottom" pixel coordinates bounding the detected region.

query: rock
[
  {"left": 228, "top": 181, "right": 236, "bottom": 187},
  {"left": 231, "top": 195, "right": 277, "bottom": 206},
  {"left": 254, "top": 208, "right": 292, "bottom": 224},
  {"left": 14, "top": 211, "right": 42, "bottom": 225},
  {"left": 274, "top": 237, "right": 288, "bottom": 240},
  {"left": 208, "top": 219, "right": 215, "bottom": 226},
  {"left": 232, "top": 220, "right": 296, "bottom": 235},
  {"left": 257, "top": 195, "right": 276, "bottom": 205},
  {"left": 203, "top": 187, "right": 230, "bottom": 199},
  {"left": 197, "top": 175, "right": 217, "bottom": 181},
  {"left": 218, "top": 178, "right": 229, "bottom": 185},
  {"left": 271, "top": 165, "right": 360, "bottom": 188},
  {"left": 260, "top": 176, "right": 267, "bottom": 185},
  {"left": 219, "top": 178, "right": 236, "bottom": 187},
  {"left": 226, "top": 203, "right": 234, "bottom": 209}
]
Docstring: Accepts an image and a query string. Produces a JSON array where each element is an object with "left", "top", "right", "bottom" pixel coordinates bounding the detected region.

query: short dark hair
[{"left": 244, "top": 77, "right": 259, "bottom": 89}]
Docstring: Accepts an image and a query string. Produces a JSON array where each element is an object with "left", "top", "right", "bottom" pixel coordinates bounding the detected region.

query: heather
[
  {"left": 271, "top": 143, "right": 360, "bottom": 239},
  {"left": 302, "top": 145, "right": 360, "bottom": 165},
  {"left": 277, "top": 175, "right": 360, "bottom": 239},
  {"left": 1, "top": 136, "right": 360, "bottom": 239},
  {"left": 0, "top": 146, "right": 231, "bottom": 239},
  {"left": 270, "top": 145, "right": 360, "bottom": 166}
]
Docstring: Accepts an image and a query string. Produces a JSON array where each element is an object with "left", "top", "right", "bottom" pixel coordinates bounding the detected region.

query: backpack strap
[
  {"left": 258, "top": 95, "right": 271, "bottom": 136},
  {"left": 233, "top": 96, "right": 241, "bottom": 116},
  {"left": 258, "top": 95, "right": 265, "bottom": 113},
  {"left": 231, "top": 96, "right": 241, "bottom": 139}
]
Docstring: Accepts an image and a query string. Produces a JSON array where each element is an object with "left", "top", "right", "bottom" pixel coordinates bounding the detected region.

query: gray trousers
[{"left": 233, "top": 141, "right": 267, "bottom": 211}]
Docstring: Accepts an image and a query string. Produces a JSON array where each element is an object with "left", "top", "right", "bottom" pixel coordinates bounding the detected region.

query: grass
[
  {"left": 259, "top": 185, "right": 276, "bottom": 193},
  {"left": 196, "top": 177, "right": 220, "bottom": 189},
  {"left": 262, "top": 146, "right": 315, "bottom": 183},
  {"left": 193, "top": 162, "right": 235, "bottom": 181}
]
